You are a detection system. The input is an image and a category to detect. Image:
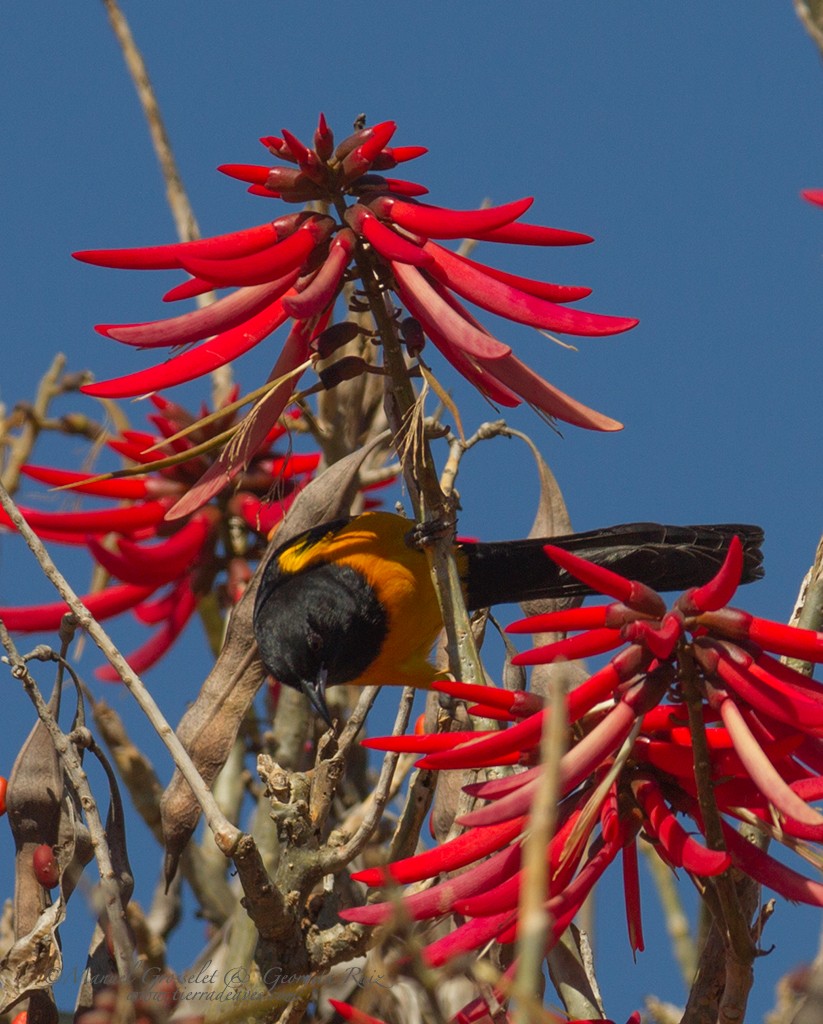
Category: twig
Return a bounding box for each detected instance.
[319,685,415,871]
[1,354,67,493]
[99,0,232,407]
[511,667,568,1023]
[680,643,757,1024]
[795,0,823,58]
[101,0,199,244]
[346,222,485,688]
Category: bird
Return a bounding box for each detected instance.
[252,511,764,725]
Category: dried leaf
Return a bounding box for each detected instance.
[0,900,64,1014]
[420,363,464,441]
[513,433,587,698]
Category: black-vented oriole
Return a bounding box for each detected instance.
[253,511,764,724]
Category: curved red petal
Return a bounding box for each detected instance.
[98,278,294,349]
[81,294,293,399]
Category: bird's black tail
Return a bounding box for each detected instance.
[460,522,764,610]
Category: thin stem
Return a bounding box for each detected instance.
[679,641,756,1023]
[511,668,568,1023]
[345,226,485,687]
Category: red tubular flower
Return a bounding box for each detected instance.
[75,115,637,515]
[1,393,333,678]
[343,538,823,970]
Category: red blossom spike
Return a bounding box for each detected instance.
[669,726,733,750]
[81,293,293,399]
[314,113,334,160]
[699,608,823,662]
[471,221,593,246]
[372,145,428,167]
[214,162,272,185]
[164,319,315,520]
[259,136,296,162]
[421,649,644,771]
[87,516,211,586]
[678,535,744,614]
[458,695,643,828]
[622,839,645,954]
[0,500,172,536]
[506,605,613,634]
[424,239,638,337]
[476,350,623,431]
[717,696,823,826]
[333,127,375,162]
[347,120,396,164]
[754,652,823,707]
[361,730,497,753]
[802,189,823,207]
[352,815,526,887]
[280,129,322,178]
[20,465,150,499]
[345,203,433,267]
[178,218,332,288]
[282,229,354,318]
[370,195,533,240]
[422,909,518,967]
[98,277,294,349]
[393,282,521,406]
[74,220,279,270]
[86,537,187,587]
[467,704,518,723]
[679,798,823,907]
[342,843,522,926]
[391,262,511,360]
[117,515,212,568]
[358,176,430,198]
[0,583,155,631]
[247,185,279,198]
[698,643,823,732]
[512,627,625,667]
[427,242,591,302]
[632,776,730,876]
[431,678,542,714]
[134,586,181,625]
[96,580,198,681]
[433,831,622,963]
[162,276,216,302]
[453,800,588,918]
[622,613,683,661]
[539,544,666,614]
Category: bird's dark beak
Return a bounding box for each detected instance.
[298,668,333,728]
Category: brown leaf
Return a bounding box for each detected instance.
[517,433,587,698]
[0,900,64,1015]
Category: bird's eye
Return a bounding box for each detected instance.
[306,628,323,654]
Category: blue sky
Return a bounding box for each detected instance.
[3,4,823,1019]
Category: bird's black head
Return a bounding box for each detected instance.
[253,560,388,726]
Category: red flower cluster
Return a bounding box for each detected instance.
[346,538,823,966]
[0,394,325,678]
[74,116,637,518]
